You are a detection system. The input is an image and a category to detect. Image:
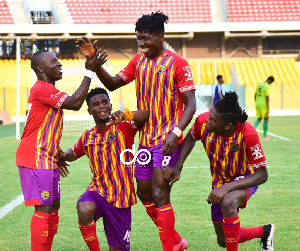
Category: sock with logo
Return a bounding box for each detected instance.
[143,201,181,245]
[31,211,50,251]
[79,221,100,251]
[239,226,264,243]
[45,209,59,250]
[223,214,240,251]
[156,204,175,251]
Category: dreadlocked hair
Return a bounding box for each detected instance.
[86,87,110,107]
[135,11,169,34]
[214,91,248,125]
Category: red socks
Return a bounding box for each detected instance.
[45,210,59,250]
[143,201,181,245]
[79,221,100,251]
[223,215,240,251]
[31,211,50,251]
[156,204,175,251]
[239,226,263,243]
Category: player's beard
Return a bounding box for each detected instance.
[97,116,110,124]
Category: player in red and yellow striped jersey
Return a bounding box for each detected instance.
[59,87,149,251]
[75,11,196,250]
[164,92,275,251]
[16,50,107,251]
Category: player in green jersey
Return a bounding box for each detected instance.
[253,76,274,139]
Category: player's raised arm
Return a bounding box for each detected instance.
[61,50,107,110]
[76,36,127,91]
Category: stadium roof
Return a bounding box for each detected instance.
[1,22,300,40]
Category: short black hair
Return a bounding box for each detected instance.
[135,11,169,34]
[267,76,274,82]
[31,50,49,72]
[216,75,223,80]
[86,87,110,107]
[214,91,248,125]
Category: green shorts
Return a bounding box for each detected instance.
[256,108,269,119]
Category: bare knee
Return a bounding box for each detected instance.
[136,189,153,202]
[77,201,96,225]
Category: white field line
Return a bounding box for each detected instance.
[256,129,291,141]
[0,195,24,220]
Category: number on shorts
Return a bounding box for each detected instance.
[162,156,171,166]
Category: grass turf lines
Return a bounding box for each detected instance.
[0,116,299,250]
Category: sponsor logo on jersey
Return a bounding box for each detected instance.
[250,143,264,160]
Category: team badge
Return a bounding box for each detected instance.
[41,191,50,201]
[230,143,239,152]
[157,65,166,74]
[107,131,117,142]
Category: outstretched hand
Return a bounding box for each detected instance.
[56,148,70,178]
[206,185,229,204]
[76,36,98,59]
[161,133,179,156]
[106,110,125,126]
[162,165,181,185]
[85,49,108,72]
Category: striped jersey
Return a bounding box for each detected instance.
[191,112,267,189]
[72,121,139,208]
[16,80,69,169]
[118,50,196,147]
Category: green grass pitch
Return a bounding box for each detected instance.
[0,116,299,250]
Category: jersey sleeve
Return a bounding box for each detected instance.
[245,133,267,169]
[174,57,196,93]
[191,115,202,140]
[72,136,85,159]
[117,54,139,84]
[265,85,271,96]
[217,84,222,94]
[117,121,139,139]
[38,84,69,109]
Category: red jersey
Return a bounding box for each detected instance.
[16,80,68,169]
[118,50,195,147]
[73,121,139,208]
[191,112,267,189]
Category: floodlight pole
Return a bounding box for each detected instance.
[16,37,21,140]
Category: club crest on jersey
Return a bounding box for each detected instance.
[41,191,50,201]
[157,65,166,74]
[107,131,117,142]
[230,143,239,152]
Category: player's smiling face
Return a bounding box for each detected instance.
[136,31,164,58]
[88,94,112,124]
[40,52,63,82]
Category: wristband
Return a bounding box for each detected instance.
[123,108,134,121]
[172,127,182,137]
[85,69,95,79]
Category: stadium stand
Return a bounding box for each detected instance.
[0,0,14,24]
[65,0,212,24]
[1,57,299,116]
[227,0,300,22]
